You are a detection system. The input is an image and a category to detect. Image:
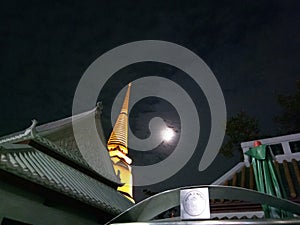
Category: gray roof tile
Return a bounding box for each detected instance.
[0,144,133,215]
[0,106,121,185]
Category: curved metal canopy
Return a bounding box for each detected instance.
[107,185,300,224]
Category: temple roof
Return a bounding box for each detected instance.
[0,104,133,215]
[0,104,120,185]
[0,143,132,215]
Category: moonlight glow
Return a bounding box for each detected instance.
[161,128,175,142]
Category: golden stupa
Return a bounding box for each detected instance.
[107,83,134,202]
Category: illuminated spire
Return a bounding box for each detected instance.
[107,83,134,202]
[107,83,131,154]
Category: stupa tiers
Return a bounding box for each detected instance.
[107,83,134,203]
[0,103,133,224]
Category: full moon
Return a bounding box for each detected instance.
[161,128,175,142]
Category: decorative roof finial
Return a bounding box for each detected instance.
[25,119,38,137]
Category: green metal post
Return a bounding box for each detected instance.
[245,142,293,218]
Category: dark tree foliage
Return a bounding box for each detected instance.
[221,111,260,157]
[274,80,300,134]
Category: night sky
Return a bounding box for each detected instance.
[1,1,300,201]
